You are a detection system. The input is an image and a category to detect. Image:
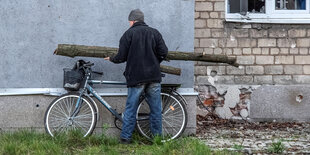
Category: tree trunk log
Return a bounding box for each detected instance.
[54,44,239,75]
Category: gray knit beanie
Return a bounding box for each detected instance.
[128,9,144,22]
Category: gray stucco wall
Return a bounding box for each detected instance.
[0,0,194,88]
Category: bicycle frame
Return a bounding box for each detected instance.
[85,79,126,121]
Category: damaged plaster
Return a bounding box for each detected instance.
[197,69,261,120]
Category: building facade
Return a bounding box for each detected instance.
[195,0,310,121]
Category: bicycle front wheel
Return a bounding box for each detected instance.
[44,93,97,137]
[136,92,188,141]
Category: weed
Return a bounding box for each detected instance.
[233,144,244,150]
[268,140,285,154]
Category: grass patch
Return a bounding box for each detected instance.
[0,130,241,155]
[267,140,285,154]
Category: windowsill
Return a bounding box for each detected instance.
[226,13,310,24]
[226,18,310,24]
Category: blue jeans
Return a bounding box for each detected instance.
[121,83,162,140]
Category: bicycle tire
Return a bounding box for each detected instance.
[136,92,188,141]
[44,93,97,137]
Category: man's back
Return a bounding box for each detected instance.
[111,21,168,87]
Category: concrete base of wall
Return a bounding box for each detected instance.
[250,85,310,122]
[0,95,196,137]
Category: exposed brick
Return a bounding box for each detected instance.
[275,56,294,64]
[249,29,268,38]
[303,65,310,74]
[262,48,269,55]
[203,48,214,54]
[196,76,210,84]
[279,48,289,54]
[246,66,264,75]
[195,12,200,19]
[297,38,310,47]
[195,39,199,47]
[218,39,225,47]
[238,38,253,47]
[220,12,225,18]
[289,48,299,55]
[200,39,218,47]
[277,39,296,48]
[223,48,233,55]
[288,29,307,37]
[299,48,308,54]
[226,66,244,74]
[284,65,303,74]
[256,56,274,64]
[200,12,209,18]
[252,48,261,55]
[211,29,227,37]
[269,29,287,38]
[233,48,242,55]
[231,29,248,38]
[293,75,310,84]
[250,39,257,47]
[254,75,273,84]
[216,76,235,84]
[265,65,283,74]
[270,48,280,55]
[207,19,223,28]
[207,66,226,75]
[214,48,223,54]
[295,56,310,64]
[214,2,225,11]
[258,39,276,47]
[234,76,253,84]
[195,2,213,11]
[242,48,251,55]
[195,29,211,38]
[195,66,208,75]
[273,75,292,84]
[226,38,238,47]
[237,56,255,64]
[209,12,219,18]
[195,19,206,28]
[195,48,204,53]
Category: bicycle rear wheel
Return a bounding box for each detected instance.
[44,93,97,137]
[136,92,187,141]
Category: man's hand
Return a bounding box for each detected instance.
[104,57,110,61]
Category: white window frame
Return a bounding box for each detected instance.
[225,0,310,23]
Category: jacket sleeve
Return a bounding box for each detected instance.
[110,31,131,64]
[155,31,168,63]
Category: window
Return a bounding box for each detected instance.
[226,0,310,23]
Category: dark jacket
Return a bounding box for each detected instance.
[110,22,168,87]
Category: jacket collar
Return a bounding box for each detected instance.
[131,21,148,28]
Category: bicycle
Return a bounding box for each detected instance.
[44,60,188,141]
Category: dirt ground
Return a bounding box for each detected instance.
[196,116,310,154]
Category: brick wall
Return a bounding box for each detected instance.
[194,0,310,86]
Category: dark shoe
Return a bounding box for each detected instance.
[120,138,131,144]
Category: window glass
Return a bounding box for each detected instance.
[228,0,265,13]
[275,0,306,10]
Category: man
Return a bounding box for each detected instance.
[104,9,168,144]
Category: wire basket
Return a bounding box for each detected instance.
[63,68,84,91]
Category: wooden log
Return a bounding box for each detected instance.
[54,44,238,66]
[54,44,181,75]
[160,65,181,76]
[54,44,240,74]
